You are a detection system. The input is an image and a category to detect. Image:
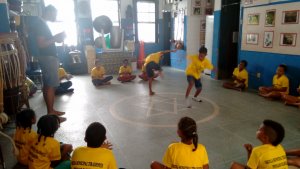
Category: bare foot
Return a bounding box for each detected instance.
[149,91,155,96]
[59,117,67,123]
[51,111,65,116]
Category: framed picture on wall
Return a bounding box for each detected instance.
[246,33,259,45]
[282,10,299,24]
[193,7,201,15]
[265,10,276,27]
[248,14,260,25]
[280,33,297,46]
[245,0,253,5]
[263,31,274,48]
[194,0,201,6]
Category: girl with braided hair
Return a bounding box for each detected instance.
[28,114,73,169]
[151,116,209,169]
[14,109,37,166]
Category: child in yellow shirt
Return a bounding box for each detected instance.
[151,117,209,169]
[259,64,289,99]
[117,59,136,83]
[282,85,300,108]
[138,65,159,81]
[28,115,73,169]
[91,60,113,86]
[223,60,248,91]
[56,67,74,95]
[14,109,37,166]
[185,46,213,108]
[231,119,287,169]
[71,122,118,169]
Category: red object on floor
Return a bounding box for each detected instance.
[138,41,145,69]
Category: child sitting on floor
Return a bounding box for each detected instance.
[56,66,74,95]
[282,84,300,108]
[91,59,113,86]
[71,122,118,169]
[151,116,209,169]
[28,114,73,169]
[14,109,37,166]
[230,119,287,169]
[117,59,136,83]
[223,60,248,91]
[259,64,289,99]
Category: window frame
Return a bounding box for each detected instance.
[134,0,159,43]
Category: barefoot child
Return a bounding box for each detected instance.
[223,60,248,91]
[151,117,209,169]
[91,60,113,86]
[117,59,136,82]
[185,46,213,108]
[282,84,300,108]
[144,50,176,95]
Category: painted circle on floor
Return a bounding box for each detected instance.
[109,92,219,127]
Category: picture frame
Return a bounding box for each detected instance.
[245,0,253,5]
[280,33,297,46]
[194,0,201,7]
[263,31,274,48]
[248,14,260,25]
[265,10,276,27]
[282,10,299,24]
[246,33,259,45]
[193,7,201,15]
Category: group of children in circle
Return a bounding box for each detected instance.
[13,108,300,169]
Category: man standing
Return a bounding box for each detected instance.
[32,5,66,122]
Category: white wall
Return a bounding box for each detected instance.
[214,0,221,11]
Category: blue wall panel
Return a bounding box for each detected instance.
[211,10,221,79]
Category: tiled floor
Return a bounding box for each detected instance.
[1,67,300,169]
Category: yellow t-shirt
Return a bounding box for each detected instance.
[162,142,209,169]
[272,75,289,94]
[91,66,106,79]
[58,68,67,79]
[14,128,37,165]
[186,55,213,79]
[119,66,132,76]
[71,146,118,169]
[144,52,162,66]
[233,68,249,87]
[28,136,61,169]
[247,144,288,169]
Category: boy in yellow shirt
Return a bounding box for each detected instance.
[91,60,113,86]
[117,59,136,82]
[14,109,37,166]
[282,85,300,108]
[223,60,248,91]
[28,115,73,169]
[231,119,287,169]
[56,66,74,95]
[259,64,289,99]
[71,122,118,169]
[151,116,209,169]
[143,50,177,95]
[185,46,213,108]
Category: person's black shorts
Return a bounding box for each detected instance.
[187,75,202,89]
[146,61,161,78]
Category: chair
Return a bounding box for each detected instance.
[26,61,43,90]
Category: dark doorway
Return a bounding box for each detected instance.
[162,12,171,66]
[218,0,240,79]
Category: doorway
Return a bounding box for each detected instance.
[162,12,171,66]
[218,0,240,79]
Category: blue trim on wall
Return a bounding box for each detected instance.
[244,0,300,8]
[211,10,221,79]
[239,1,300,95]
[0,3,10,33]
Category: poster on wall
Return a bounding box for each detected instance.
[265,10,276,27]
[282,10,299,24]
[263,31,274,48]
[246,33,259,45]
[248,14,260,25]
[193,7,201,15]
[280,33,297,46]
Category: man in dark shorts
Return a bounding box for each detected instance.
[143,50,176,95]
[31,5,66,122]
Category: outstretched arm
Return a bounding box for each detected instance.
[286,149,300,156]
